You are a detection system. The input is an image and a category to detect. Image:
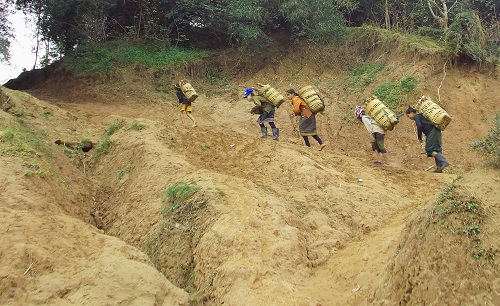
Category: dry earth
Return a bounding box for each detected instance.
[0,42,499,305]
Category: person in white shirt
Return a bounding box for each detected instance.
[355,105,389,165]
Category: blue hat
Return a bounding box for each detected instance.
[243,88,253,98]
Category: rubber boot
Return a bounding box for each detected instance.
[260,126,268,138]
[272,128,279,141]
[434,153,449,173]
[433,156,440,172]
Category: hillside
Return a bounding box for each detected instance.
[1,36,499,305]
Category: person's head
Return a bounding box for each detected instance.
[405,106,417,120]
[243,88,254,99]
[286,89,297,100]
[354,105,365,121]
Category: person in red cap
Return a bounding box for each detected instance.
[243,87,279,140]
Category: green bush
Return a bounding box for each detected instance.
[105,120,124,136]
[418,26,445,40]
[63,41,209,76]
[445,10,499,65]
[374,75,419,109]
[162,181,201,217]
[347,63,386,87]
[469,113,500,167]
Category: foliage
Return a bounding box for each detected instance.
[92,136,112,162]
[431,178,488,259]
[10,0,499,65]
[374,75,418,109]
[418,26,445,40]
[129,121,147,131]
[204,67,229,85]
[63,41,209,76]
[162,181,202,217]
[280,0,346,43]
[446,10,489,63]
[0,0,13,62]
[469,113,500,167]
[0,124,49,158]
[0,118,52,177]
[145,180,209,289]
[115,164,133,180]
[347,62,386,87]
[105,119,124,137]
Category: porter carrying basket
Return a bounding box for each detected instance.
[414,96,452,131]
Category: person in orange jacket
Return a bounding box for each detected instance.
[286,88,326,150]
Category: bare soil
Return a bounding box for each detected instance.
[0,42,499,305]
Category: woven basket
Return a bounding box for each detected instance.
[179,79,198,102]
[297,85,325,114]
[414,96,451,131]
[363,96,399,131]
[255,83,285,108]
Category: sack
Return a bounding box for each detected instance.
[297,85,325,114]
[179,79,198,102]
[254,83,285,108]
[362,96,399,131]
[414,96,451,131]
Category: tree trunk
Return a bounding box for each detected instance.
[427,0,453,29]
[385,0,390,30]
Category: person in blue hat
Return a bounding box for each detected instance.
[243,87,279,140]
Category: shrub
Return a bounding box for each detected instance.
[469,113,500,167]
[375,75,419,109]
[347,63,386,87]
[162,181,201,217]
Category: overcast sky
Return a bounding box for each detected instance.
[0,10,39,84]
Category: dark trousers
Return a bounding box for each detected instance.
[303,135,323,147]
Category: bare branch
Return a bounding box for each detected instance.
[427,1,438,19]
[448,0,459,11]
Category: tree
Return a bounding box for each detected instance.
[280,0,348,43]
[0,0,13,62]
[427,0,459,29]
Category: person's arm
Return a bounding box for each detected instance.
[252,96,263,106]
[292,96,301,115]
[414,115,423,141]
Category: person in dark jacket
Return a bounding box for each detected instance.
[406,106,449,172]
[175,83,197,127]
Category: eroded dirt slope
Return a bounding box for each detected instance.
[1,42,499,305]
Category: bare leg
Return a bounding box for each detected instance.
[186,112,197,127]
[381,153,389,164]
[180,112,185,126]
